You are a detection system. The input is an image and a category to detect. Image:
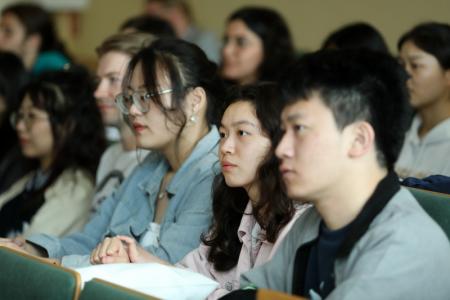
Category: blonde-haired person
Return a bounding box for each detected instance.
[92,32,155,211]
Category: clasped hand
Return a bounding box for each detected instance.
[0,236,29,253]
[90,235,158,265]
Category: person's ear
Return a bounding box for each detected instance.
[347,121,375,158]
[187,86,206,115]
[444,69,450,86]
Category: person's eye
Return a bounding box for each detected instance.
[219,130,227,139]
[238,130,250,137]
[141,93,152,101]
[236,37,248,47]
[1,27,12,37]
[28,112,39,121]
[108,76,121,85]
[222,36,229,45]
[294,124,306,133]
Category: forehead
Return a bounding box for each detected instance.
[20,95,36,109]
[221,101,259,126]
[129,61,170,88]
[1,12,23,27]
[97,51,131,76]
[226,20,256,37]
[400,41,433,59]
[146,2,166,15]
[281,95,334,123]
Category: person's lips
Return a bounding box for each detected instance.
[279,165,296,180]
[132,122,146,133]
[18,136,29,145]
[221,160,237,171]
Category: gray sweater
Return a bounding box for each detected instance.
[240,188,450,300]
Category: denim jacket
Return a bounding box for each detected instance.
[28,127,220,265]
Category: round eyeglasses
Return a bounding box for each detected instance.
[115,88,173,115]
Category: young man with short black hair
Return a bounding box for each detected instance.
[221,50,450,299]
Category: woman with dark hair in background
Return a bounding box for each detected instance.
[396,22,450,178]
[120,14,176,37]
[221,7,296,85]
[0,68,106,238]
[0,2,71,74]
[114,83,307,299]
[321,22,390,54]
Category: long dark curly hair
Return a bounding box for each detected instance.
[202,82,294,271]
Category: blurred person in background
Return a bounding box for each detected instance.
[145,0,220,62]
[396,22,450,178]
[120,14,176,37]
[0,2,71,75]
[321,22,390,54]
[221,7,296,86]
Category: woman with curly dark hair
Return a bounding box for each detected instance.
[0,68,106,238]
[117,82,308,299]
[220,7,296,85]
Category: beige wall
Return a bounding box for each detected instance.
[54,0,450,66]
[55,0,144,67]
[189,0,450,53]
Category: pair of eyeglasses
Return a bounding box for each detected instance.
[10,111,49,128]
[115,88,173,115]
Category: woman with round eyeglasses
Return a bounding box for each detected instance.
[0,68,106,239]
[105,83,308,299]
[2,38,224,268]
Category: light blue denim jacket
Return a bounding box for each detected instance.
[28,127,220,265]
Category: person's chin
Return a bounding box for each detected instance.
[21,148,36,159]
[286,185,308,200]
[223,177,241,188]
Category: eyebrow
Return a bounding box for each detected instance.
[285,112,305,123]
[220,120,259,128]
[97,71,120,78]
[406,54,424,60]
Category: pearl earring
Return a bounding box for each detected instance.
[189,114,197,124]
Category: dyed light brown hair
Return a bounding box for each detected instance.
[95,32,156,58]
